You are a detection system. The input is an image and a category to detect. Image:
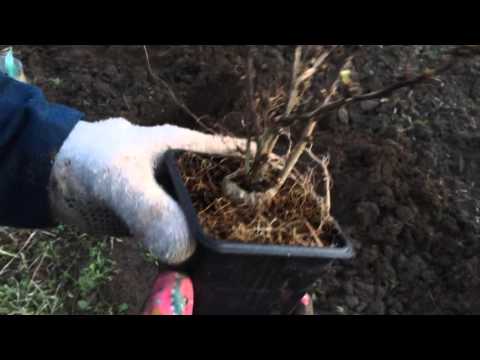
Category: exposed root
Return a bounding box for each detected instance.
[180,153,334,247]
[221,170,276,208]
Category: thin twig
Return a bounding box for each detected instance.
[30,251,47,284]
[142,45,215,134]
[270,57,348,197]
[284,46,303,117]
[305,146,325,166]
[0,248,15,257]
[249,46,335,181]
[0,231,37,277]
[122,94,131,110]
[319,155,332,217]
[247,47,261,136]
[304,220,324,247]
[279,46,479,126]
[297,46,334,85]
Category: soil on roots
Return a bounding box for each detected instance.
[178,153,334,247]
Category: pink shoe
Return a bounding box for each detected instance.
[293,293,314,315]
[143,272,194,315]
[301,294,311,307]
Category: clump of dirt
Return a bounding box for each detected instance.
[100,238,159,315]
[178,153,333,247]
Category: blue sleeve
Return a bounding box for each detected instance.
[0,75,83,228]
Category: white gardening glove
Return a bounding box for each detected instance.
[49,118,251,265]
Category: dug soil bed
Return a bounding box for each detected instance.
[11,45,480,314]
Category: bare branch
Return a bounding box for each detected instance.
[279,45,480,126]
[262,55,351,199]
[305,146,325,166]
[319,155,332,219]
[249,46,336,181]
[220,45,480,241]
[304,220,324,247]
[142,45,215,134]
[247,47,261,136]
[297,46,334,85]
[285,46,303,117]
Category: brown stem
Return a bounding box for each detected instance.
[249,130,281,178]
[270,118,317,198]
[318,155,332,227]
[249,46,334,181]
[142,45,216,135]
[221,153,324,208]
[247,47,261,136]
[285,46,303,116]
[222,45,480,215]
[276,47,476,128]
[229,53,345,205]
[266,66,345,199]
[248,46,303,180]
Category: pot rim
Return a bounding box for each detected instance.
[164,150,355,260]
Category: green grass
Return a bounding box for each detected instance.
[0,277,62,315]
[48,77,62,87]
[0,226,131,315]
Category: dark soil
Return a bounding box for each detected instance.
[13,45,480,314]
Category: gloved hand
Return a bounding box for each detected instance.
[49,118,251,265]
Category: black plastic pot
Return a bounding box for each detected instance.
[160,151,354,315]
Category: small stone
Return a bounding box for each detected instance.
[376,286,387,299]
[363,245,378,262]
[442,215,460,234]
[94,81,114,97]
[382,125,402,141]
[369,114,390,133]
[383,261,397,280]
[355,302,368,313]
[356,202,381,229]
[344,282,354,296]
[421,269,436,284]
[338,106,350,125]
[395,253,408,268]
[395,206,415,224]
[367,300,386,314]
[369,225,385,243]
[394,301,404,313]
[357,282,375,296]
[382,216,404,242]
[361,99,380,112]
[385,297,396,307]
[411,255,427,271]
[384,246,395,260]
[320,112,339,131]
[366,117,384,133]
[345,296,360,309]
[414,124,433,141]
[134,94,147,104]
[349,112,370,127]
[105,64,118,78]
[133,66,148,81]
